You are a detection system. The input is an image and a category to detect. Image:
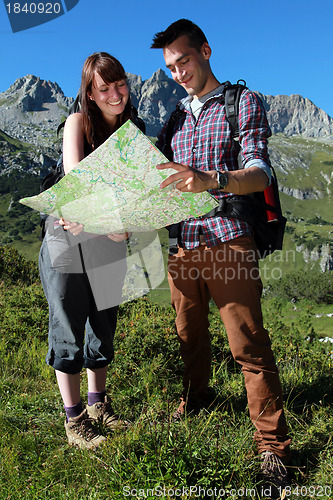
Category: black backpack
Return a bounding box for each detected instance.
[163,80,286,259]
[39,95,146,239]
[39,93,82,195]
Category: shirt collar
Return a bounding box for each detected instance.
[179,83,226,112]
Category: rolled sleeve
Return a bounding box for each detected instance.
[245,158,271,184]
[239,90,272,182]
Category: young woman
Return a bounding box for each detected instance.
[39,52,145,449]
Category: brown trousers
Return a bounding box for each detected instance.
[168,236,291,460]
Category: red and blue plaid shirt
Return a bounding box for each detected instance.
[157,84,272,249]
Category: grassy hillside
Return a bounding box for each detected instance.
[269,135,333,196]
[0,246,332,499]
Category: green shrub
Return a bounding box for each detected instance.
[266,269,333,304]
[0,244,39,284]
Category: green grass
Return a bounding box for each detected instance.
[0,248,333,499]
[310,303,333,337]
[10,238,42,262]
[271,135,333,226]
[0,191,42,261]
[260,299,333,341]
[281,193,333,227]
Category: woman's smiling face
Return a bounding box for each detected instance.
[88,71,129,125]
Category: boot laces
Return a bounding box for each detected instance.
[72,418,98,440]
[261,451,288,479]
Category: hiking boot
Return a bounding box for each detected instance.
[86,395,130,430]
[172,398,187,422]
[172,388,217,422]
[260,451,290,499]
[64,409,106,449]
[171,397,204,421]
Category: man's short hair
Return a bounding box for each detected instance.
[151,19,208,51]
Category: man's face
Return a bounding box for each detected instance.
[163,34,212,98]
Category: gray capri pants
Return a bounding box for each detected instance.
[39,222,127,374]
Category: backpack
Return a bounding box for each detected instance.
[39,93,82,196]
[39,94,81,239]
[164,80,286,259]
[39,95,146,239]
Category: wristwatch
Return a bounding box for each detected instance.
[216,171,228,190]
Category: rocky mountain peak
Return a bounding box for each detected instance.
[138,70,186,135]
[0,75,73,150]
[2,74,71,112]
[257,92,333,138]
[149,68,170,83]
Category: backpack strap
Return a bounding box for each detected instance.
[57,92,82,135]
[161,106,186,255]
[162,106,185,162]
[223,80,247,141]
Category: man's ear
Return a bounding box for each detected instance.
[201,42,212,60]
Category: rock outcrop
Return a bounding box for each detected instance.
[134,69,186,136]
[257,92,333,138]
[296,243,333,272]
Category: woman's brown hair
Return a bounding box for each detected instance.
[80,52,132,149]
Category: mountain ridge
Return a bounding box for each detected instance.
[1,72,332,148]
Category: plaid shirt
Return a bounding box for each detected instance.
[156,84,272,249]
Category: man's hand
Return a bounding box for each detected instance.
[157,162,218,193]
[157,163,270,195]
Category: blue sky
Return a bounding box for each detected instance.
[1,0,333,118]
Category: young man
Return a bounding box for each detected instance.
[152,19,291,489]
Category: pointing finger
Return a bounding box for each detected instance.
[156,162,189,172]
[160,171,189,189]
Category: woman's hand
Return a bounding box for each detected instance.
[59,218,84,236]
[59,219,130,241]
[107,232,130,242]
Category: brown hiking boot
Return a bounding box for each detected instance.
[64,409,106,449]
[172,388,217,422]
[171,396,202,421]
[260,451,290,499]
[172,398,187,422]
[86,395,130,430]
